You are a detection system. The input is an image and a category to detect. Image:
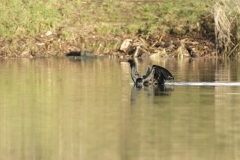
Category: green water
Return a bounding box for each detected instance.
[0,57,240,160]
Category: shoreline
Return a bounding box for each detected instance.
[1,1,222,59]
[0,32,218,59]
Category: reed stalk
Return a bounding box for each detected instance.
[213,0,240,57]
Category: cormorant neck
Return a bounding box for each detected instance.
[130,64,138,81]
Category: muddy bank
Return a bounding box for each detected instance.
[0,31,216,59]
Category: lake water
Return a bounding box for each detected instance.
[0,57,240,160]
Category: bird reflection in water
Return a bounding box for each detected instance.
[130,84,174,105]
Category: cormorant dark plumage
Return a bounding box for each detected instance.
[128,60,174,87]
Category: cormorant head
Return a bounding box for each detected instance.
[127,60,135,68]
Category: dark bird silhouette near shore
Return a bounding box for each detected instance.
[128,60,174,88]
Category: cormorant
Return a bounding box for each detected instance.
[128,60,174,88]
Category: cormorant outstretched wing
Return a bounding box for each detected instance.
[140,65,174,85]
[152,65,174,84]
[142,66,152,79]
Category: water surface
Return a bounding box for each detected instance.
[0,57,240,160]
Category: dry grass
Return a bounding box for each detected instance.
[213,0,240,57]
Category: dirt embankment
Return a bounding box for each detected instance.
[0,15,216,59]
[0,33,216,59]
